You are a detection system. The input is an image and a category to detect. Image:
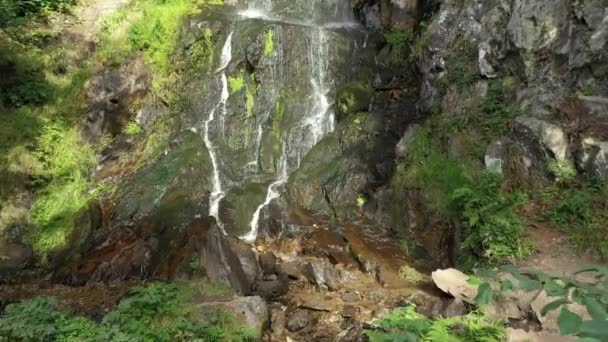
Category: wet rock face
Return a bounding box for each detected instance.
[0,240,33,273]
[353,0,421,31]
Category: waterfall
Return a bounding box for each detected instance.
[202,31,233,232]
[240,4,340,242]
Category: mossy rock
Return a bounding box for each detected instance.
[336,81,373,120]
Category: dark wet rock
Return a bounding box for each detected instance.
[252,276,288,299]
[199,296,269,337]
[259,251,277,275]
[287,309,312,332]
[353,0,420,31]
[0,240,33,273]
[219,181,269,237]
[82,56,150,142]
[304,229,358,269]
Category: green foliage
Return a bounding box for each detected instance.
[0,0,74,27]
[228,73,245,93]
[450,172,533,266]
[382,30,426,65]
[393,127,470,211]
[547,159,577,184]
[0,283,256,341]
[443,38,479,90]
[477,265,608,341]
[540,183,608,257]
[123,120,143,136]
[364,305,506,342]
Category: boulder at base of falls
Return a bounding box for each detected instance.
[198,296,269,338]
[0,240,33,273]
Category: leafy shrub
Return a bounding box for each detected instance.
[450,173,532,266]
[540,184,608,257]
[548,159,577,184]
[364,305,506,342]
[0,283,256,341]
[123,120,143,136]
[473,265,608,341]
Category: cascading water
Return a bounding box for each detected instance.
[194,0,367,241]
[239,1,351,242]
[202,31,233,232]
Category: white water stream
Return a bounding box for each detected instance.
[202,31,233,233]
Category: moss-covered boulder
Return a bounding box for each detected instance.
[336,82,373,121]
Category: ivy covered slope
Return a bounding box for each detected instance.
[0,0,223,265]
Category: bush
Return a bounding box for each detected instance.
[450,172,532,266]
[364,305,506,342]
[0,283,257,341]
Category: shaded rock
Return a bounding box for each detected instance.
[252,277,288,299]
[259,251,277,275]
[485,140,507,174]
[443,298,467,317]
[0,240,32,273]
[507,328,576,342]
[202,226,261,295]
[278,260,303,280]
[342,291,361,303]
[342,305,358,318]
[579,137,608,179]
[82,56,150,142]
[199,296,269,337]
[336,81,373,120]
[287,309,312,332]
[395,124,420,159]
[515,117,568,161]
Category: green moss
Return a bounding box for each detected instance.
[123,120,143,136]
[443,38,479,90]
[336,82,373,120]
[263,28,274,57]
[228,73,245,93]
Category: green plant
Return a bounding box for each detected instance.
[0,283,257,341]
[450,172,533,266]
[263,28,274,57]
[123,120,143,136]
[548,159,577,184]
[473,265,608,341]
[364,305,506,342]
[189,258,200,271]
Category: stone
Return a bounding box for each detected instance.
[259,251,277,275]
[0,240,32,273]
[341,291,361,303]
[515,117,568,161]
[431,268,478,304]
[286,310,312,332]
[443,298,467,317]
[303,259,342,291]
[579,137,608,179]
[270,306,286,337]
[202,226,261,295]
[199,296,269,337]
[530,291,590,334]
[252,277,288,299]
[485,139,507,174]
[395,124,421,158]
[342,305,358,318]
[278,261,303,280]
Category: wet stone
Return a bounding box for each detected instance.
[259,251,277,275]
[277,261,303,280]
[342,291,360,302]
[342,305,358,318]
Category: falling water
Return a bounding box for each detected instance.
[240,3,340,242]
[202,31,233,232]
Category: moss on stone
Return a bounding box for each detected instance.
[336,82,373,120]
[263,28,274,57]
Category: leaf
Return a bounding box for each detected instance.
[579,319,608,338]
[541,298,570,317]
[558,307,582,335]
[500,279,514,292]
[467,276,482,286]
[476,268,498,280]
[475,282,493,306]
[583,297,608,321]
[518,276,543,292]
[545,279,568,297]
